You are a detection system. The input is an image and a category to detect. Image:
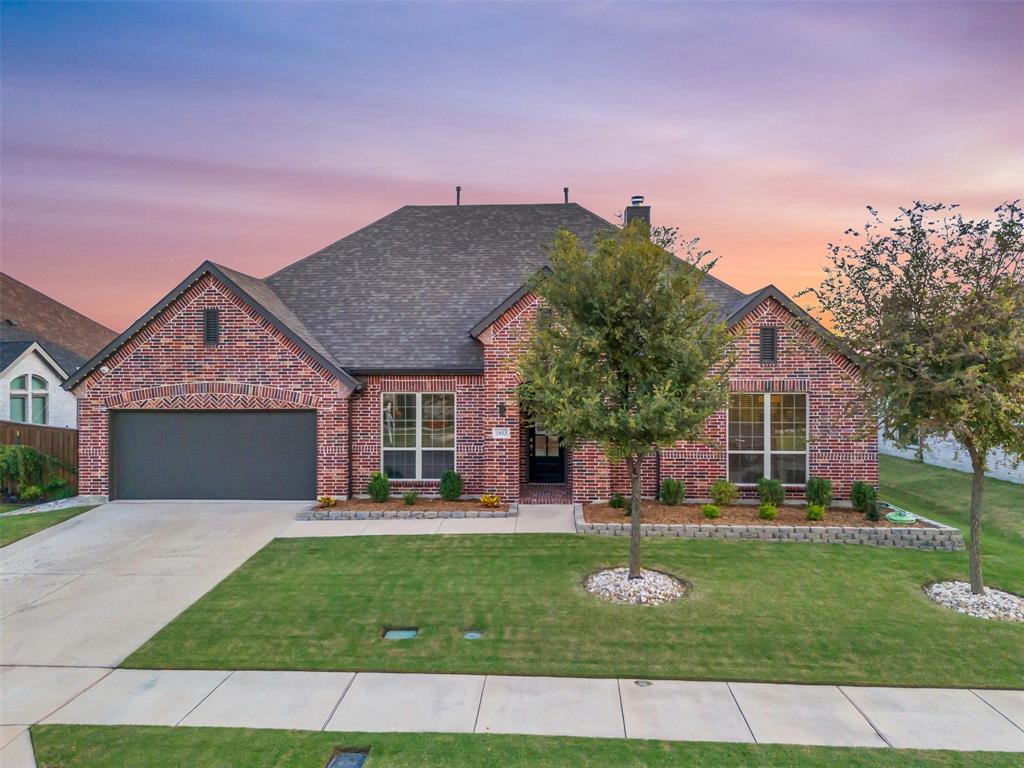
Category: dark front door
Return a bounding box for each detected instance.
[110,410,317,500]
[527,426,565,484]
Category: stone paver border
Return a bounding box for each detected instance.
[298,503,518,521]
[573,504,965,551]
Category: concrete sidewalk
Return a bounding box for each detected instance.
[2,666,1021,764]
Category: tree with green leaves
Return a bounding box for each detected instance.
[519,221,731,579]
[805,201,1023,594]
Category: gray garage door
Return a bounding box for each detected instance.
[110,410,317,500]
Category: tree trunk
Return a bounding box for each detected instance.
[965,442,985,595]
[915,428,924,463]
[627,454,643,580]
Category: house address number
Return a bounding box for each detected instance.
[492,427,511,439]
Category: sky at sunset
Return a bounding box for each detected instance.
[2,1,1021,331]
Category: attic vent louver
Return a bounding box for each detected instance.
[203,309,220,346]
[759,326,777,363]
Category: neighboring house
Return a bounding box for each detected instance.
[1,273,117,429]
[68,198,876,502]
[879,430,1023,485]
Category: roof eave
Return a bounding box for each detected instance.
[469,267,551,339]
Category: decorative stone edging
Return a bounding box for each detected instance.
[572,504,964,551]
[298,503,519,521]
[0,495,108,517]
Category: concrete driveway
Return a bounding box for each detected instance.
[0,501,301,667]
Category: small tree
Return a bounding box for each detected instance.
[806,201,1023,594]
[519,221,731,578]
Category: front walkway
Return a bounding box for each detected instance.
[2,665,1021,764]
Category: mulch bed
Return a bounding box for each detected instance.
[317,498,510,513]
[583,501,921,528]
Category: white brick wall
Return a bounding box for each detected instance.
[0,350,78,428]
[879,431,1023,485]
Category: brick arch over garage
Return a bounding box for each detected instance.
[105,382,323,410]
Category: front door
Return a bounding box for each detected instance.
[527,426,565,484]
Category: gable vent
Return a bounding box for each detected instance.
[759,326,777,363]
[203,309,220,346]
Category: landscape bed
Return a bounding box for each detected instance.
[30,725,1023,768]
[300,498,514,520]
[577,503,964,551]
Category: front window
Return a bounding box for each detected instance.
[728,392,807,484]
[9,374,47,425]
[382,392,455,479]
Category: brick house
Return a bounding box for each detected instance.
[67,198,876,503]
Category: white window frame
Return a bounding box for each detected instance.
[9,374,47,425]
[727,392,809,485]
[381,392,457,480]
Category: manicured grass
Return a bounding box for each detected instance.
[0,503,23,514]
[0,505,95,547]
[30,725,1022,768]
[125,533,1022,687]
[880,454,1023,593]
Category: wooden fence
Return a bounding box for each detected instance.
[0,420,78,493]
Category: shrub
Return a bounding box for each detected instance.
[19,484,43,501]
[851,483,876,514]
[756,477,785,506]
[702,503,721,519]
[609,493,626,509]
[317,495,336,509]
[44,476,71,500]
[367,472,390,502]
[660,478,685,506]
[709,479,738,507]
[865,497,882,522]
[480,493,500,508]
[758,503,777,520]
[806,504,826,521]
[439,470,463,501]
[403,490,420,506]
[0,444,70,497]
[805,477,833,508]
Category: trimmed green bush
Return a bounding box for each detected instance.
[851,481,875,513]
[609,493,626,509]
[702,503,721,519]
[19,484,43,501]
[439,470,463,501]
[708,479,738,506]
[44,477,71,499]
[806,504,826,521]
[756,477,785,506]
[0,444,70,497]
[660,478,685,506]
[403,490,419,506]
[367,472,390,502]
[758,503,778,520]
[805,477,833,508]
[865,496,882,522]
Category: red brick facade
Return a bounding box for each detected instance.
[74,274,352,499]
[75,276,875,503]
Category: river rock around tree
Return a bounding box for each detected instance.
[585,567,687,605]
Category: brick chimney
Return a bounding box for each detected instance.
[624,195,650,227]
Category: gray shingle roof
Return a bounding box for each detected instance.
[0,340,33,372]
[266,203,746,373]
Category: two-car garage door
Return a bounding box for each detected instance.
[110,411,317,500]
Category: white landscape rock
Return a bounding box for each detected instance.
[585,567,686,605]
[924,580,1024,622]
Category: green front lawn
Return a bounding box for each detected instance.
[125,522,1022,688]
[880,454,1023,593]
[0,505,96,547]
[31,725,1021,768]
